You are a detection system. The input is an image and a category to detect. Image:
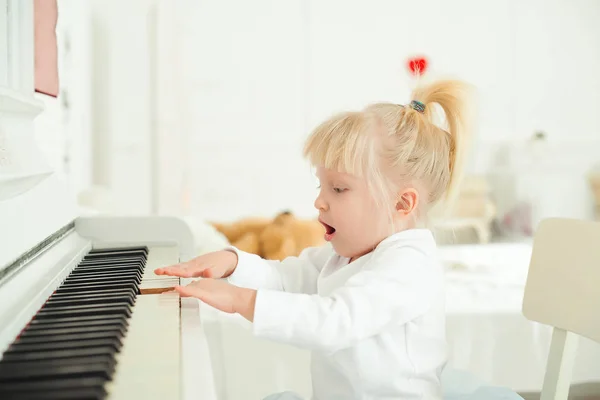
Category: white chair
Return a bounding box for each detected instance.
[522,218,600,400]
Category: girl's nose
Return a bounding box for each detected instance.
[314,192,328,212]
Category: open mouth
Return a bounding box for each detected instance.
[324,223,336,235]
[320,219,336,240]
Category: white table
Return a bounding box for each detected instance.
[441,242,600,392]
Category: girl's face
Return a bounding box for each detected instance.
[314,166,396,261]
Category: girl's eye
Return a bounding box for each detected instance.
[333,187,346,193]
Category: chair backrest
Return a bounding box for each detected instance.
[522,218,600,400]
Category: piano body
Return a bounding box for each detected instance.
[0,2,216,399]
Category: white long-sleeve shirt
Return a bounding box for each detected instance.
[227,228,446,400]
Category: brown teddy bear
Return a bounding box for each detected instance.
[211,211,325,260]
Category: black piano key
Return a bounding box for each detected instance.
[71,261,146,273]
[76,261,144,270]
[15,331,122,345]
[82,256,145,264]
[23,324,127,339]
[47,289,136,302]
[0,386,107,400]
[23,324,127,340]
[0,384,107,400]
[75,260,143,268]
[45,294,135,308]
[69,266,144,277]
[67,275,141,285]
[0,347,115,363]
[82,252,145,260]
[87,246,147,256]
[0,361,114,382]
[58,280,138,290]
[54,281,139,294]
[61,274,140,283]
[84,249,145,256]
[84,256,145,263]
[0,376,106,390]
[49,288,136,300]
[27,314,128,328]
[67,280,139,291]
[73,268,141,276]
[36,301,133,313]
[35,303,132,319]
[20,325,126,338]
[79,258,144,265]
[0,355,115,370]
[80,255,144,262]
[63,275,141,287]
[12,389,106,400]
[6,337,122,354]
[71,266,143,276]
[88,245,147,252]
[80,257,146,265]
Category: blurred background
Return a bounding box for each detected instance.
[37,0,600,244]
[18,1,600,396]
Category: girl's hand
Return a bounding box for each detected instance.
[154,250,238,279]
[174,279,257,322]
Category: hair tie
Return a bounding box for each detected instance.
[409,100,425,113]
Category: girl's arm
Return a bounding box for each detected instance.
[225,244,332,294]
[175,245,442,353]
[248,247,441,353]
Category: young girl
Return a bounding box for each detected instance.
[155,79,517,399]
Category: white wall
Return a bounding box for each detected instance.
[170,0,311,220]
[87,0,155,215]
[34,0,94,198]
[86,0,600,223]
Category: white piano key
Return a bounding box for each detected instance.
[106,245,182,399]
[141,245,182,283]
[105,293,181,400]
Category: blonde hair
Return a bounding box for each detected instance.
[303,78,472,224]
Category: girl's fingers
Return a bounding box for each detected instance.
[174,284,205,298]
[200,265,222,278]
[173,286,190,297]
[154,264,185,275]
[173,280,236,314]
[155,263,205,278]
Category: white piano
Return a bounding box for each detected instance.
[0,2,216,399]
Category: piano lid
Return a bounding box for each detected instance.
[0,1,78,270]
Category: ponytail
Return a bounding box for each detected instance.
[409,79,472,205]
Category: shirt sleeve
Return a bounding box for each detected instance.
[226,245,332,294]
[251,246,442,353]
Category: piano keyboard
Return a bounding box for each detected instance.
[0,245,182,399]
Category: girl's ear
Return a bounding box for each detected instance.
[395,188,419,216]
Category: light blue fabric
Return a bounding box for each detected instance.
[262,368,524,400]
[441,367,524,400]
